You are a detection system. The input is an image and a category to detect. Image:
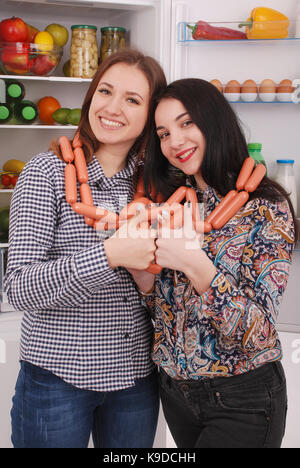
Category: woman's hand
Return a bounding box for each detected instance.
[104,210,157,271]
[155,205,217,295]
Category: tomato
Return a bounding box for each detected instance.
[11,175,19,187]
[0,17,28,42]
[1,174,12,187]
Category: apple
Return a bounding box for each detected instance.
[31,54,57,76]
[1,43,34,72]
[0,17,28,42]
[26,23,39,43]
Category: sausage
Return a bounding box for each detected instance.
[72,202,117,223]
[186,188,202,230]
[236,157,255,191]
[244,164,266,193]
[154,203,183,229]
[169,204,184,230]
[212,191,249,230]
[194,220,212,234]
[119,197,151,220]
[206,190,238,224]
[204,221,212,233]
[80,183,94,226]
[65,164,77,204]
[146,263,162,275]
[165,186,187,205]
[74,147,88,183]
[72,133,83,148]
[59,136,74,163]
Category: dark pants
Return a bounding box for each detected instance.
[159,362,287,448]
[11,361,159,448]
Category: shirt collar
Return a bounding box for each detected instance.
[87,150,139,184]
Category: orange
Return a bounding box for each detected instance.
[37,96,61,124]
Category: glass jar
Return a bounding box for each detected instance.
[100,27,126,62]
[70,25,98,78]
[274,159,298,215]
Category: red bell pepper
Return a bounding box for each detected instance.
[188,21,247,40]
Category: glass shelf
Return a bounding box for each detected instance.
[0,74,92,83]
[0,125,77,129]
[178,21,300,44]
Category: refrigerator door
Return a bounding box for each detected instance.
[0,312,22,448]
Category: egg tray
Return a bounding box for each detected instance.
[210,78,296,103]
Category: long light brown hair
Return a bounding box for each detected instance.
[50,48,167,164]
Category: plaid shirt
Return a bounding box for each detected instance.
[4,150,155,392]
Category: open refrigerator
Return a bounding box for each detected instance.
[0,0,300,448]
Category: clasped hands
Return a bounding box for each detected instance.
[104,203,217,295]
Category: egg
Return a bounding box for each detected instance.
[210,79,223,93]
[259,79,276,93]
[225,80,241,93]
[277,79,294,93]
[241,80,257,93]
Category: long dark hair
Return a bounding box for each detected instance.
[144,78,298,242]
[50,48,167,163]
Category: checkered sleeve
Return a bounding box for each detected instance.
[4,160,119,312]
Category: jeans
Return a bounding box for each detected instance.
[11,361,159,448]
[159,362,287,448]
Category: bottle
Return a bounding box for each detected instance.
[5,79,25,103]
[100,27,126,62]
[70,25,98,78]
[247,143,267,168]
[0,79,6,103]
[0,103,13,124]
[13,100,38,124]
[274,160,298,215]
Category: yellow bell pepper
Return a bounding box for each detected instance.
[239,7,290,39]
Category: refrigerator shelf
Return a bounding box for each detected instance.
[0,125,77,129]
[178,21,300,44]
[0,74,92,83]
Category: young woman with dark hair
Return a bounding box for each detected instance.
[134,78,297,448]
[5,48,167,448]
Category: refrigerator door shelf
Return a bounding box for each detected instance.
[178,21,300,43]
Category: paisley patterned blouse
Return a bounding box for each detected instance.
[143,183,295,380]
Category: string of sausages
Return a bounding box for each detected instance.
[59,135,266,275]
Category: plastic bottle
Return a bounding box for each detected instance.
[274,159,298,215]
[13,100,38,124]
[6,79,25,103]
[248,143,267,172]
[0,103,13,124]
[0,79,6,103]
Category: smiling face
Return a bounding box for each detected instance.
[88,62,150,154]
[155,98,207,189]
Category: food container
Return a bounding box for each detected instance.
[100,27,126,62]
[70,25,98,78]
[224,93,240,102]
[0,42,62,76]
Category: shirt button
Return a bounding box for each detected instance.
[123,333,130,339]
[123,297,129,303]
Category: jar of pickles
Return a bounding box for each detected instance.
[100,27,126,62]
[70,25,98,78]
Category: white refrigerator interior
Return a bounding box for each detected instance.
[1,0,300,448]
